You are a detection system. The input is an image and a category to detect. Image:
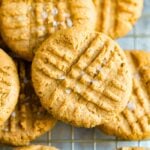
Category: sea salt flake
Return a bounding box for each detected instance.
[38,26,46,32]
[135,73,141,80]
[127,101,136,111]
[64,13,70,17]
[51,7,58,16]
[97,65,102,72]
[66,18,73,27]
[65,88,72,94]
[52,20,58,27]
[11,112,16,117]
[41,11,48,20]
[58,75,66,80]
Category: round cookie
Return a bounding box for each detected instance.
[32,28,132,128]
[100,50,150,140]
[0,49,19,126]
[0,60,56,146]
[14,145,58,150]
[93,0,143,39]
[0,0,96,61]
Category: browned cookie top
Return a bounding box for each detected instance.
[0,60,56,146]
[32,28,132,128]
[0,49,20,126]
[93,0,143,39]
[100,50,150,140]
[14,145,58,150]
[0,0,96,61]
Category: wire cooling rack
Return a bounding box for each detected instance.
[2,0,150,149]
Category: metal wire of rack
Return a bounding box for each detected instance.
[2,0,150,150]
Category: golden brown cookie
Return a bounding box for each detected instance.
[118,147,150,150]
[0,0,96,61]
[14,145,58,150]
[32,28,132,128]
[0,60,56,146]
[100,50,150,140]
[0,49,19,126]
[93,0,143,39]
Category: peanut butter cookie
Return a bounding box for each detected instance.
[14,145,58,150]
[100,50,150,140]
[0,0,96,61]
[0,60,56,146]
[32,28,132,128]
[93,0,143,39]
[0,49,19,126]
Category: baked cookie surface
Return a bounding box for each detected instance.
[0,49,19,126]
[0,0,96,61]
[93,0,143,39]
[32,29,132,128]
[0,60,56,146]
[14,145,58,150]
[100,50,150,140]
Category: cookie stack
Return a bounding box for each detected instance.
[0,0,149,149]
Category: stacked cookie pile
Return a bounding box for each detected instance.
[0,0,149,149]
